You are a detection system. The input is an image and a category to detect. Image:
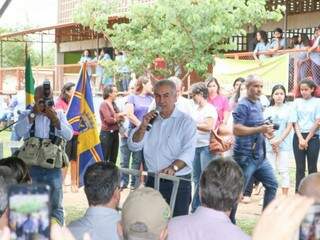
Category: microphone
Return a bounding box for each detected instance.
[146,106,161,131]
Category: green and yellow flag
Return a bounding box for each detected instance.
[25,55,35,107]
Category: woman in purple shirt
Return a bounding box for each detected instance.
[126,76,154,187]
[206,77,230,127]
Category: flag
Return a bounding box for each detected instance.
[25,55,35,108]
[213,54,289,94]
[67,63,103,186]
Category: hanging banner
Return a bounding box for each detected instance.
[213,54,289,94]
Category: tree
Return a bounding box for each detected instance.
[74,0,284,80]
[0,28,55,68]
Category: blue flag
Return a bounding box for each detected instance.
[67,63,103,186]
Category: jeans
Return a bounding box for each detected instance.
[120,73,131,92]
[29,166,64,225]
[146,174,191,217]
[100,130,119,164]
[191,146,218,212]
[293,133,319,192]
[131,150,144,187]
[120,137,133,187]
[230,155,278,224]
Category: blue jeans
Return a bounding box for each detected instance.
[131,150,143,187]
[120,73,131,92]
[191,146,219,212]
[120,137,133,187]
[230,154,278,224]
[29,166,64,225]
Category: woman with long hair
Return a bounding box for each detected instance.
[126,76,154,188]
[253,30,269,60]
[296,33,310,82]
[55,82,78,192]
[264,84,293,195]
[292,79,320,192]
[206,77,230,127]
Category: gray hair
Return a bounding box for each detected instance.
[154,80,176,94]
[245,75,261,88]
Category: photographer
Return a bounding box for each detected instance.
[14,81,73,225]
[230,75,278,223]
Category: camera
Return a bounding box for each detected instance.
[43,80,54,107]
[263,117,280,130]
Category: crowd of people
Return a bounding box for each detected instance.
[0,68,319,239]
[0,25,320,239]
[253,26,320,85]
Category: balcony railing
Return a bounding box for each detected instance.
[224,48,320,93]
[0,48,319,95]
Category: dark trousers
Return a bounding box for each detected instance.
[243,176,260,197]
[146,174,191,217]
[100,130,119,164]
[293,133,319,192]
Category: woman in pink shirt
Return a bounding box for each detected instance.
[55,82,78,192]
[206,77,230,127]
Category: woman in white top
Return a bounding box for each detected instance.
[189,82,218,212]
[292,79,320,192]
[264,85,293,195]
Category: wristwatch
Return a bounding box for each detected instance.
[29,112,36,119]
[172,164,179,173]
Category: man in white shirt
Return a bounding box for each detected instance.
[128,80,197,217]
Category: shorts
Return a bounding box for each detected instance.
[65,135,78,161]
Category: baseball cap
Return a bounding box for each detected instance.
[122,187,171,240]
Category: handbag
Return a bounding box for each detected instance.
[209,128,233,153]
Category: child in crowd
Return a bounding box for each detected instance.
[264,84,293,195]
[292,79,320,192]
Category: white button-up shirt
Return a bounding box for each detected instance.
[15,110,73,141]
[128,107,197,176]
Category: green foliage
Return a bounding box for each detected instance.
[74,0,284,79]
[0,28,55,67]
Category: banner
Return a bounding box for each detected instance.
[213,54,289,94]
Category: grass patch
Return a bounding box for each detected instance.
[65,205,87,225]
[237,218,257,235]
[0,130,11,158]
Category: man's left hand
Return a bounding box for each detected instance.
[44,107,60,128]
[161,166,175,176]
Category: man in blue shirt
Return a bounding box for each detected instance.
[230,75,278,223]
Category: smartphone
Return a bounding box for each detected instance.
[300,204,320,240]
[8,184,51,240]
